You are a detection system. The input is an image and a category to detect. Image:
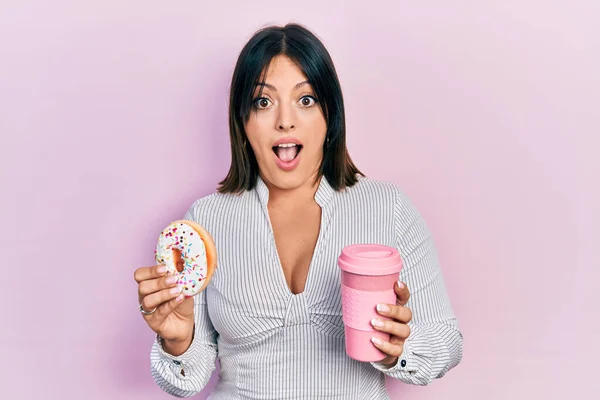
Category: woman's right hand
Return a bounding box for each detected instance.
[134,264,195,355]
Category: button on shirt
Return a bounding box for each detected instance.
[150,175,463,399]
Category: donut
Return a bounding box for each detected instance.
[154,220,217,297]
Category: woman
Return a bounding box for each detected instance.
[134,23,463,399]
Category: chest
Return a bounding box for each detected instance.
[203,194,398,344]
[268,203,321,295]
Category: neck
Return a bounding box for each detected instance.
[262,171,321,209]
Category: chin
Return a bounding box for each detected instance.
[261,167,316,191]
[256,144,323,191]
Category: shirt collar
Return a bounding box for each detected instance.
[255,174,335,208]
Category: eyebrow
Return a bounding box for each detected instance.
[255,80,310,91]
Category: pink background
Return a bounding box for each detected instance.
[1,1,598,399]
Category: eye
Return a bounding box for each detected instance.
[253,97,272,109]
[299,95,317,107]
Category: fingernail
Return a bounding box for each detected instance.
[176,293,184,302]
[377,304,390,313]
[397,281,405,289]
[170,286,182,295]
[371,318,384,328]
[371,337,383,346]
[166,275,178,285]
[157,265,167,274]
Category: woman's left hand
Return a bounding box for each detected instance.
[370,281,412,367]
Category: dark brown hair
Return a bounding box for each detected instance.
[217,23,364,194]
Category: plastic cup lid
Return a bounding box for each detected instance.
[338,243,403,276]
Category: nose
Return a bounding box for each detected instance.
[278,122,295,131]
[276,103,295,132]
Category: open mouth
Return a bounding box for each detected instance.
[272,143,303,162]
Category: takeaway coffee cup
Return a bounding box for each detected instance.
[338,244,403,362]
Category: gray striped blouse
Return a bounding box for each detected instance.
[150,175,463,399]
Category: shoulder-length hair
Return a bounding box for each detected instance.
[217,23,364,194]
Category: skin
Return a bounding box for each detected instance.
[133,55,413,367]
[245,54,327,198]
[246,55,326,296]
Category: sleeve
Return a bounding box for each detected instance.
[370,185,463,386]
[149,203,219,397]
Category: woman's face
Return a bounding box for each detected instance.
[245,55,327,192]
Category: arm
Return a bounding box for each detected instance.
[149,203,218,397]
[150,288,218,397]
[370,185,463,385]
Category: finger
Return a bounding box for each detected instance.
[140,285,183,314]
[376,303,412,324]
[389,333,408,346]
[134,264,168,283]
[155,291,191,320]
[394,281,410,306]
[371,336,405,358]
[371,318,411,340]
[138,274,180,300]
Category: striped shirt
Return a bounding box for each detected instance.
[150,175,463,399]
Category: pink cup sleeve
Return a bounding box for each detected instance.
[341,284,397,331]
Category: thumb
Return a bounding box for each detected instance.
[395,281,410,306]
